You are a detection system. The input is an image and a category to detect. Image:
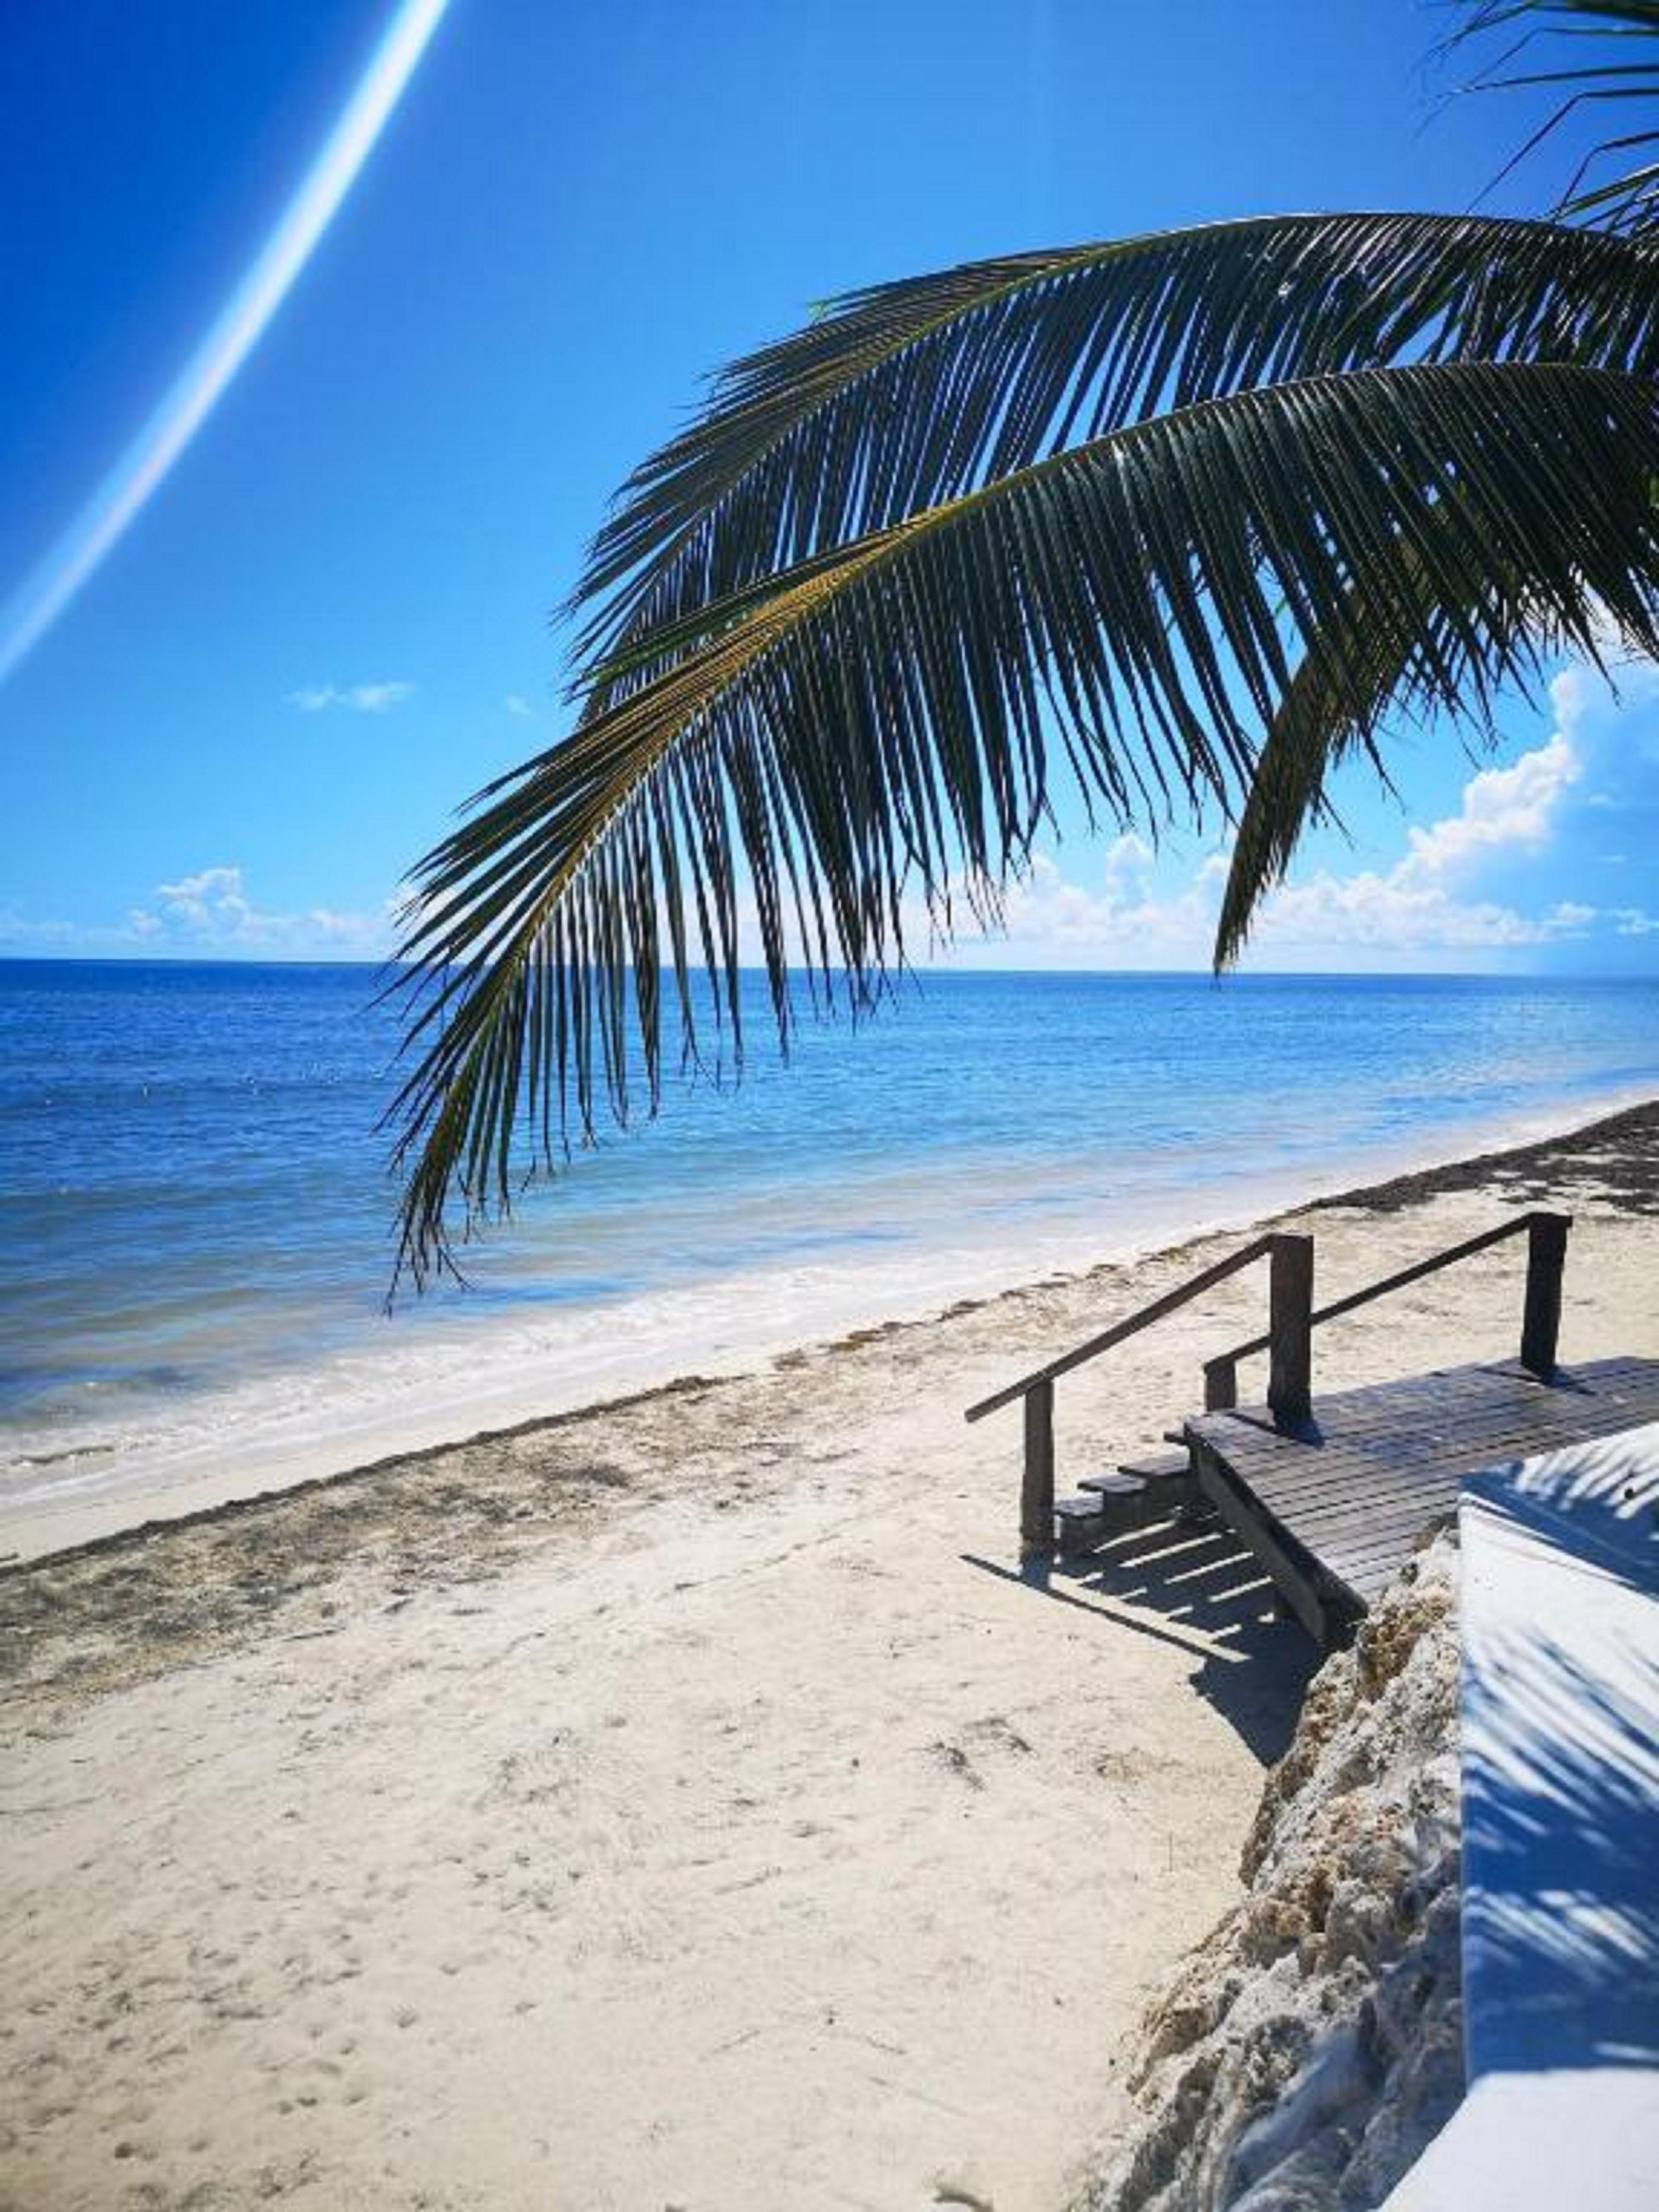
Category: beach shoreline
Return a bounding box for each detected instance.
[7,1087,1657,1566]
[3,1103,1656,2211]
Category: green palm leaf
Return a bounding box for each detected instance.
[1447,4,1659,233]
[570,212,1659,697]
[1205,3,1659,964]
[1210,518,1545,968]
[1211,626,1401,975]
[390,360,1659,1286]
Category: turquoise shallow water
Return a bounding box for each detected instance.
[2,960,1657,1513]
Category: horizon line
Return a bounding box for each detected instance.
[0,950,1650,986]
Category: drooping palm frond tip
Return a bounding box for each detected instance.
[1213,490,1565,966]
[390,360,1659,1286]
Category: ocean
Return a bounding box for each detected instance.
[3,959,1657,1532]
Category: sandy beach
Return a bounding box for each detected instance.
[2,1104,1656,2212]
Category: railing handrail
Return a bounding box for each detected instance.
[964,1232,1276,1424]
[1209,1208,1568,1373]
[976,1206,1570,1566]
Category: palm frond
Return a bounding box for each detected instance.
[569,211,1659,698]
[1445,2,1659,231]
[1211,513,1544,968]
[390,361,1659,1287]
[1211,635,1400,975]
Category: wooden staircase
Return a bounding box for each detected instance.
[1054,1445,1205,1555]
[966,1210,1575,1586]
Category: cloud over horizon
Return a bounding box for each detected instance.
[7,661,1658,973]
[0,865,395,961]
[289,679,415,714]
[949,656,1658,971]
[135,865,393,955]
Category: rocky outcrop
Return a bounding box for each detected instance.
[1080,1535,1464,2212]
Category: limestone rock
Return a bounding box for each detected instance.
[1078,1535,1463,2212]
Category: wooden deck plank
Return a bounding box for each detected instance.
[1269,1497,1456,1541]
[1218,1378,1654,1456]
[1186,1357,1659,1647]
[1212,1454,1464,1506]
[1187,1435,1334,1645]
[1194,1361,1659,1474]
[1214,1426,1597,1509]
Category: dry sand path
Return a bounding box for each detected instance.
[3,1107,1655,2212]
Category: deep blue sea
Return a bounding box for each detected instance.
[3,960,1657,1531]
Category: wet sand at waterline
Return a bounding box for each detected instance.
[3,1106,1656,2212]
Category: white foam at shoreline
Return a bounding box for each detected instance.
[2,1081,1651,1559]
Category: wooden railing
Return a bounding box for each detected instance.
[965,1232,1315,1563]
[965,1208,1571,1566]
[1202,1208,1571,1410]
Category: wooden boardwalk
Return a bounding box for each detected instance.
[1186,1355,1659,1649]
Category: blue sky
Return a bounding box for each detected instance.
[2,0,1656,974]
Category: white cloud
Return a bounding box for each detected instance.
[1396,733,1577,881]
[289,678,415,713]
[0,908,89,949]
[1249,718,1597,956]
[1,868,391,958]
[1103,830,1153,877]
[133,865,392,953]
[1545,901,1597,934]
[151,864,258,933]
[504,693,535,719]
[1615,907,1659,937]
[1235,868,1562,953]
[1549,653,1659,735]
[983,849,1220,964]
[960,716,1606,968]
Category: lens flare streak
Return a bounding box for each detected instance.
[0,0,450,689]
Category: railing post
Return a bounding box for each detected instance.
[1204,1356,1238,1411]
[1520,1211,1571,1378]
[1021,1378,1056,1567]
[1268,1233,1315,1429]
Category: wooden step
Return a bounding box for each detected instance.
[1088,1448,1203,1521]
[1059,1474,1186,1554]
[1061,1439,1207,1554]
[1056,1493,1112,1557]
[1060,1480,1181,1552]
[1116,1447,1193,1483]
